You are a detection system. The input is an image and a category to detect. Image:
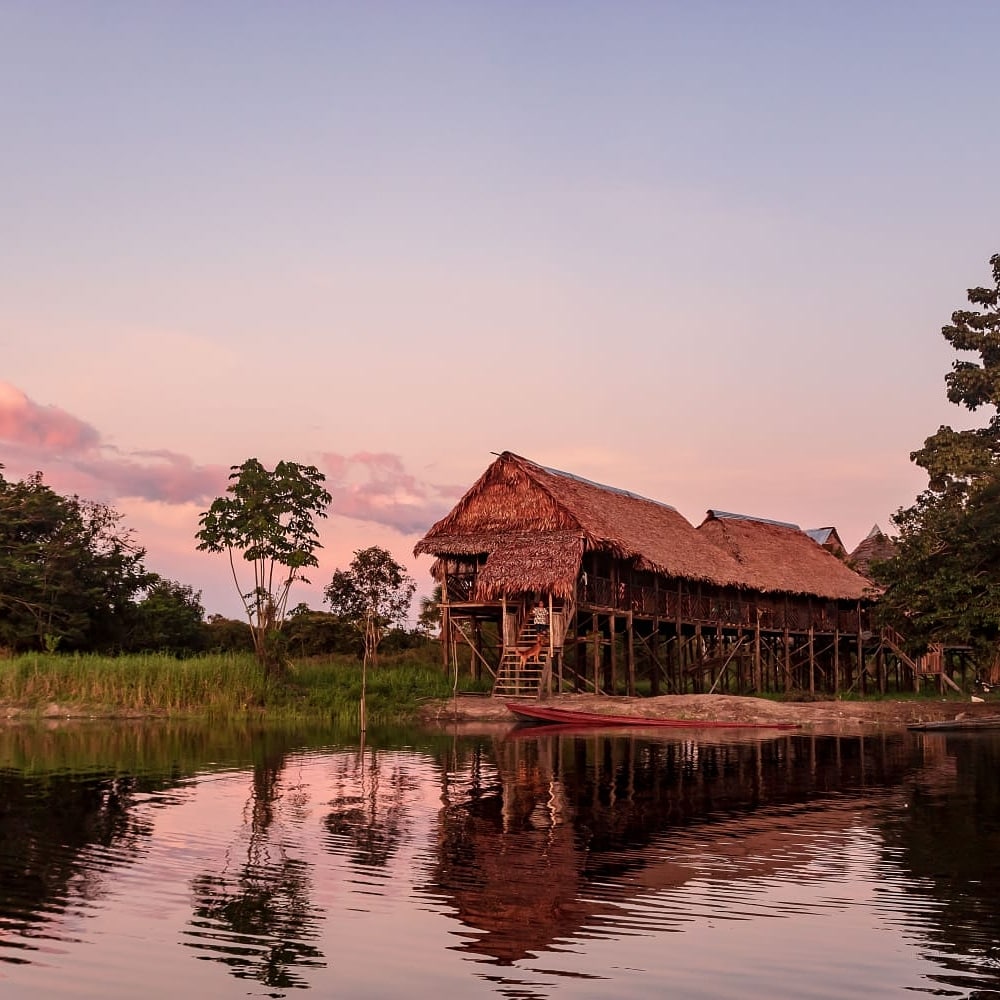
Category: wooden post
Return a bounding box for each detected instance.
[808,625,815,695]
[754,613,762,693]
[783,627,791,693]
[609,613,617,694]
[857,605,865,695]
[627,610,635,696]
[591,613,600,693]
[650,618,661,696]
[441,604,451,673]
[694,623,703,693]
[833,626,840,695]
[547,593,554,697]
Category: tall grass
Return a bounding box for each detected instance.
[0,650,490,725]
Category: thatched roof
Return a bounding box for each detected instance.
[849,524,897,581]
[414,453,873,602]
[414,452,746,597]
[697,511,873,600]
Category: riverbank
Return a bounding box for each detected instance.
[418,691,1000,735]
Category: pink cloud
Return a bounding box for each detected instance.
[0,385,458,536]
[0,382,100,453]
[70,450,230,505]
[318,451,461,534]
[0,383,227,505]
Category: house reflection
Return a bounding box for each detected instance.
[427,731,919,965]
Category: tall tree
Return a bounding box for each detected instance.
[196,459,331,677]
[0,469,149,652]
[876,253,1000,678]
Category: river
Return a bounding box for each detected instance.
[1,720,998,998]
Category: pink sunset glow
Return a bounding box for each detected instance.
[3,5,995,618]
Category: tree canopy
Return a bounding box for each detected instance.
[323,546,416,668]
[196,458,331,676]
[0,468,150,652]
[875,253,1000,676]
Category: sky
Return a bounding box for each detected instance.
[2,2,999,620]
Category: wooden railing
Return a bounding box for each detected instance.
[581,575,866,633]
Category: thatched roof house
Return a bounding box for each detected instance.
[696,511,872,601]
[415,453,873,603]
[414,451,745,599]
[849,524,897,581]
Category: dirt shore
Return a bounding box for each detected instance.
[419,691,1000,735]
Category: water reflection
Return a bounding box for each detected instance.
[185,742,326,991]
[323,746,415,871]
[1,721,1000,998]
[0,766,171,962]
[427,731,918,966]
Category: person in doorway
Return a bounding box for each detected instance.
[532,598,549,639]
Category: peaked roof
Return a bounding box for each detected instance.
[849,524,897,580]
[696,512,872,600]
[415,452,746,595]
[415,452,873,601]
[805,526,847,557]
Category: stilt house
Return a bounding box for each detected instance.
[414,452,879,699]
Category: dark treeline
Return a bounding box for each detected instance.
[0,466,432,659]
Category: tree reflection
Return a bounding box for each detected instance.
[186,743,325,991]
[880,733,1000,990]
[322,746,414,870]
[0,770,157,954]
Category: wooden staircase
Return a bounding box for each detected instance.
[880,627,960,692]
[492,624,551,699]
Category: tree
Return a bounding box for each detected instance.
[0,469,150,652]
[416,583,442,637]
[196,459,332,677]
[909,252,1000,497]
[323,547,416,669]
[875,253,1000,678]
[129,576,206,655]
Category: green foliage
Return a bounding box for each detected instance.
[877,253,1000,675]
[130,576,206,655]
[196,458,332,678]
[417,584,442,636]
[324,546,416,667]
[0,650,486,724]
[910,253,1000,496]
[0,469,150,652]
[202,614,256,653]
[283,608,360,658]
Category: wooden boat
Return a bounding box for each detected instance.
[506,702,801,730]
[907,715,1000,732]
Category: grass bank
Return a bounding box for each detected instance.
[0,650,491,726]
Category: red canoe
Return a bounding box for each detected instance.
[505,702,801,731]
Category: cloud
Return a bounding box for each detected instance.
[318,451,461,534]
[0,384,459,535]
[0,382,101,453]
[0,382,228,504]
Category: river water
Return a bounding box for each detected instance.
[0,719,998,998]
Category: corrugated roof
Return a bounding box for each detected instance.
[708,510,801,530]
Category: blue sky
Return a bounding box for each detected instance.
[2,2,998,617]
